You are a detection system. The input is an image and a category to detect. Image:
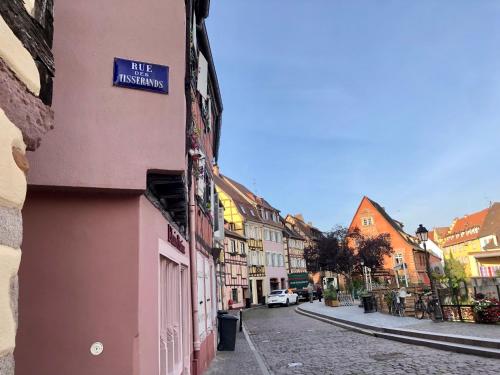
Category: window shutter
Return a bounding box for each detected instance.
[205,260,212,330]
[192,12,197,52]
[197,253,206,337]
[197,52,208,99]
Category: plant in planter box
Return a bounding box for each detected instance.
[324,286,339,307]
[472,297,500,324]
[384,291,393,314]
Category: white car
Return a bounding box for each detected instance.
[267,289,299,307]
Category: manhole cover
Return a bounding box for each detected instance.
[288,362,303,368]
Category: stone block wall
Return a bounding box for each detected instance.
[0,1,54,373]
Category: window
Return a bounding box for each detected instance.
[362,217,374,226]
[240,205,246,214]
[264,229,270,241]
[270,231,276,242]
[250,209,255,216]
[232,288,238,303]
[229,240,236,253]
[240,242,246,255]
[266,252,271,266]
[270,290,285,295]
[395,253,403,264]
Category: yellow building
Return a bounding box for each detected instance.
[441,208,489,277]
[214,171,267,305]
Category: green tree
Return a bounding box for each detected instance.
[441,255,467,304]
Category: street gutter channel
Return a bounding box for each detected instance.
[242,322,273,375]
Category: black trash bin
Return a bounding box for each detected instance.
[362,295,376,313]
[217,314,238,351]
[245,298,251,308]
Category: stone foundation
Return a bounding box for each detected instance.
[0,1,54,372]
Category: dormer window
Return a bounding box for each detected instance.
[240,205,246,214]
[250,209,255,216]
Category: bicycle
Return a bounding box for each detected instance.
[414,292,438,321]
[389,290,405,317]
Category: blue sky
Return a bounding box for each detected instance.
[207,1,500,232]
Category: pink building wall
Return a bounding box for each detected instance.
[17,192,191,375]
[138,196,190,375]
[28,0,187,190]
[264,239,288,284]
[16,190,140,375]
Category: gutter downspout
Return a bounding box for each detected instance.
[185,0,201,366]
[189,172,201,352]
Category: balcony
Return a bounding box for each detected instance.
[248,239,263,250]
[249,265,265,277]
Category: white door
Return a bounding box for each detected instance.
[160,256,184,375]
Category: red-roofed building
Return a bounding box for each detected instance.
[457,202,500,277]
[348,196,439,285]
[442,207,491,277]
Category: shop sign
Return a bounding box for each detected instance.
[168,224,185,253]
[113,57,169,94]
[288,272,309,289]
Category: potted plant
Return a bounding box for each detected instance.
[324,287,339,307]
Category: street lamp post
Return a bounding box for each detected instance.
[416,224,443,321]
[360,260,367,291]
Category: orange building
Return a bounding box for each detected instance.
[349,196,439,285]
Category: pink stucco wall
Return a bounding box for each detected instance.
[16,190,140,375]
[264,239,288,282]
[138,196,190,375]
[28,0,187,190]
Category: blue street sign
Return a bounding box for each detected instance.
[113,57,169,94]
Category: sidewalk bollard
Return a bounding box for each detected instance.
[239,309,243,332]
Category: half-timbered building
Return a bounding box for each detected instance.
[221,228,249,310]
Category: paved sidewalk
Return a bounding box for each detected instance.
[299,301,500,339]
[205,309,269,375]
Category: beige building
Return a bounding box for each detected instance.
[0,2,54,373]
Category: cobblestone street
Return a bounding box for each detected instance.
[242,304,500,375]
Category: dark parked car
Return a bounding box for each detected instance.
[294,288,317,301]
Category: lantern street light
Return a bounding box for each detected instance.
[360,260,367,291]
[416,224,443,321]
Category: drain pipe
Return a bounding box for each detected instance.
[189,172,201,353]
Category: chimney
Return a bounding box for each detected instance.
[213,164,219,176]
